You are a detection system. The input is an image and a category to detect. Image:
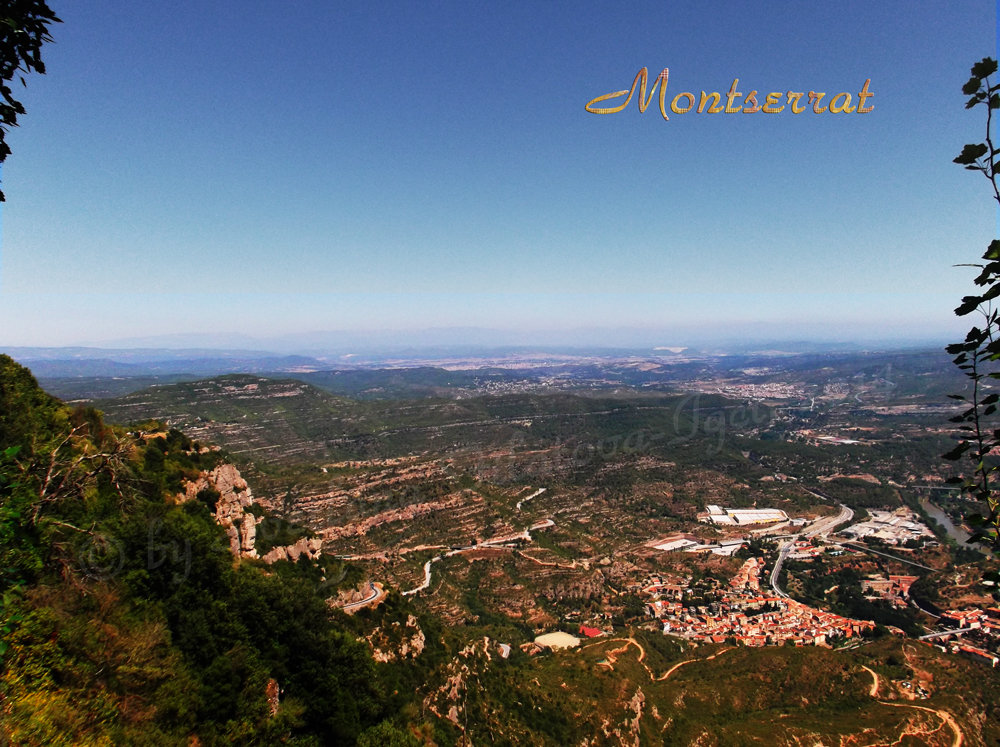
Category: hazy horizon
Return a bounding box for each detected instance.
[1,322,959,360]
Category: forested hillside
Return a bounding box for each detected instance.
[0,354,412,745]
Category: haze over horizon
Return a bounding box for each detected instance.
[0,2,996,347]
[2,323,957,361]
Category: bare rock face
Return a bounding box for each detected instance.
[399,615,426,659]
[178,463,324,564]
[176,463,258,558]
[367,614,426,663]
[627,688,645,746]
[209,464,258,558]
[261,536,323,564]
[238,512,258,556]
[210,464,253,505]
[175,473,210,503]
[265,678,280,717]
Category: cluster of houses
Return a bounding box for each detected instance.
[937,607,999,630]
[641,558,875,647]
[928,606,1000,667]
[786,540,827,560]
[952,644,999,668]
[637,562,1000,667]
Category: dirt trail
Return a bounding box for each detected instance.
[515,550,580,569]
[861,665,879,697]
[879,701,963,747]
[656,647,735,681]
[860,662,963,747]
[582,637,653,679]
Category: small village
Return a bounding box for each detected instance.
[640,557,875,647]
[598,502,1000,668]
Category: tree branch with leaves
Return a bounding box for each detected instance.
[0,1,61,201]
[944,57,1000,549]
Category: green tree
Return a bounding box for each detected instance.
[946,57,1000,551]
[357,720,421,747]
[0,1,61,200]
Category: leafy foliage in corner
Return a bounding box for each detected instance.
[0,1,61,200]
[945,57,1000,551]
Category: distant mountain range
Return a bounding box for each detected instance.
[5,333,947,373]
[12,323,953,359]
[2,350,330,378]
[7,342,961,403]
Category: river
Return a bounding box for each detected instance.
[918,496,987,554]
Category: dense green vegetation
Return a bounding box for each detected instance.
[0,355,401,744]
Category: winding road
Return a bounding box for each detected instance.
[401,508,556,596]
[516,487,547,511]
[804,502,854,538]
[338,581,385,612]
[770,501,854,597]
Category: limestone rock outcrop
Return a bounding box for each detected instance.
[366,614,426,663]
[177,463,322,563]
[261,536,323,564]
[176,463,258,558]
[210,464,258,558]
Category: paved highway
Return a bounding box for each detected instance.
[339,581,385,611]
[769,541,792,598]
[770,501,853,597]
[840,541,934,571]
[804,503,854,538]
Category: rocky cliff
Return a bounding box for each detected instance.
[177,463,321,563]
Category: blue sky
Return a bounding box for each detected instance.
[0,1,997,348]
